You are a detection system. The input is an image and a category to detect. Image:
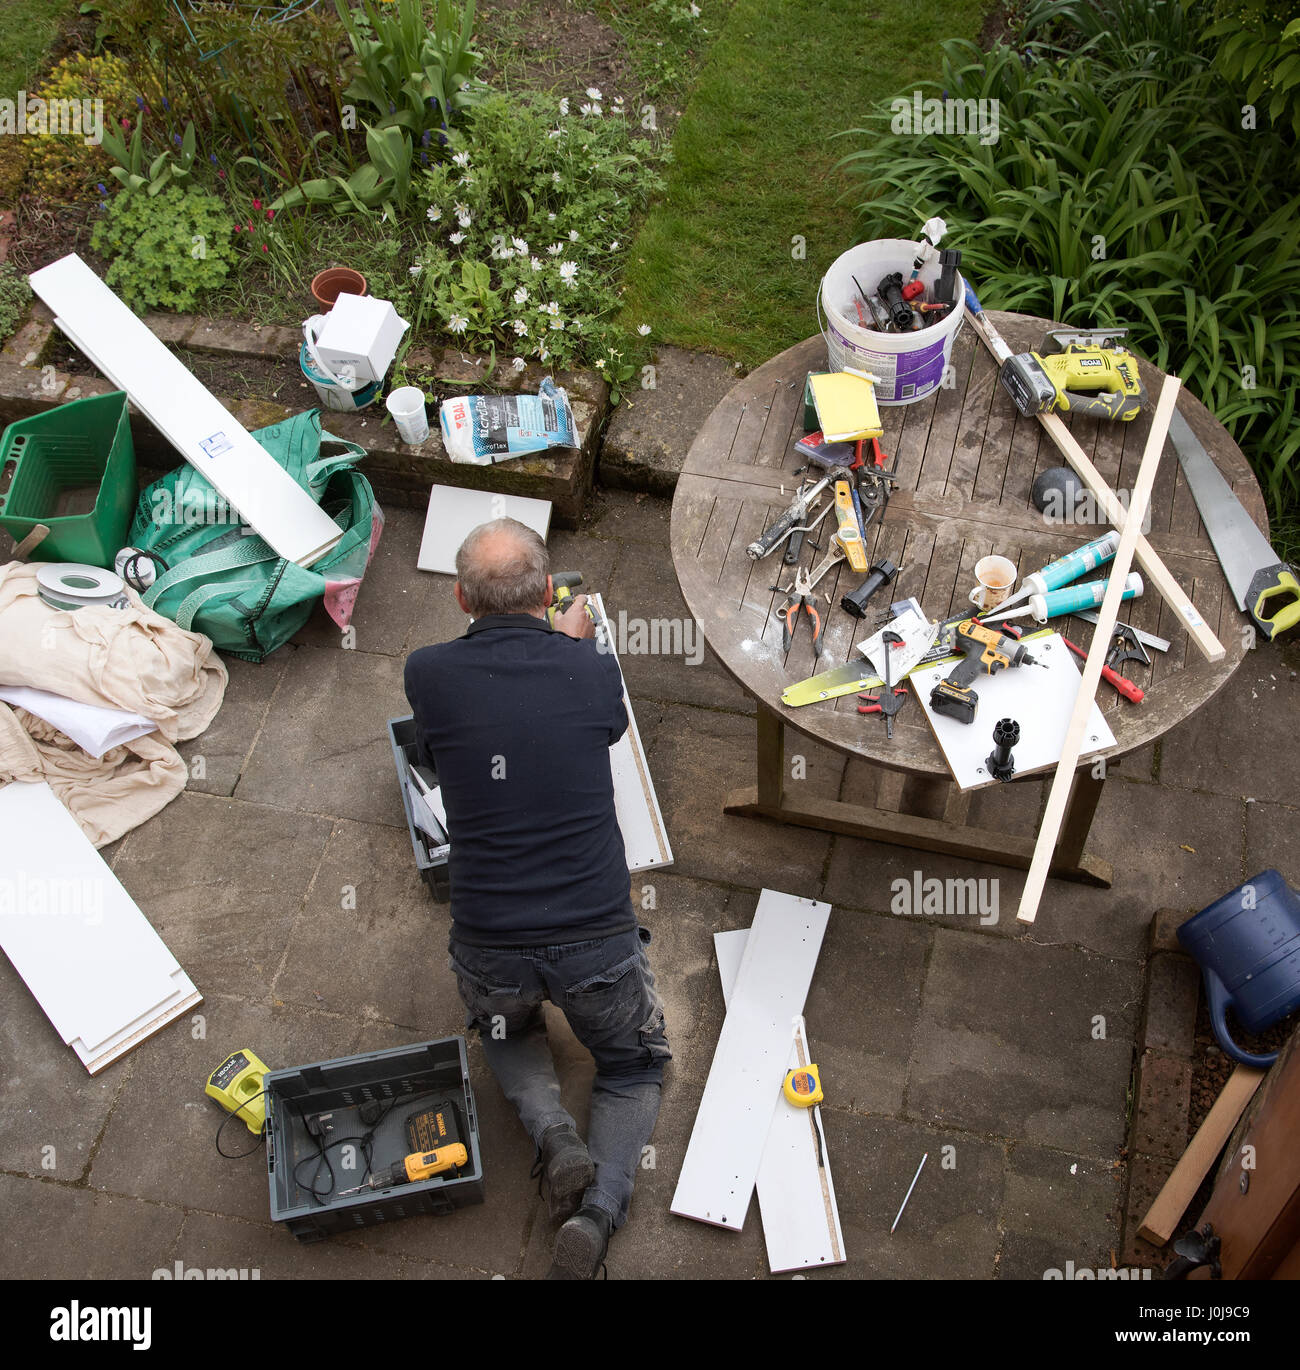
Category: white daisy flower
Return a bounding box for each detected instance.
[459,174,474,188]
[537,345,550,362]
[548,242,563,256]
[457,212,472,228]
[552,171,563,184]
[580,102,602,117]
[569,229,579,242]
[610,240,620,250]
[426,204,441,221]
[638,324,651,336]
[558,261,578,285]
[530,257,543,272]
[690,2,700,14]
[550,317,565,330]
[512,237,528,255]
[512,357,526,373]
[547,128,564,139]
[513,286,529,304]
[558,97,569,115]
[543,300,560,316]
[448,314,468,334]
[452,151,471,168]
[586,87,602,100]
[512,319,529,336]
[409,263,422,276]
[449,230,466,244]
[453,202,468,218]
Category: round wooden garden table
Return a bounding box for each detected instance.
[669,313,1265,885]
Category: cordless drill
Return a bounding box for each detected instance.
[547,571,593,626]
[929,619,1044,725]
[337,1143,468,1196]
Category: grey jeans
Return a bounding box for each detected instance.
[448,924,670,1228]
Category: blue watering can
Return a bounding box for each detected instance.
[1177,869,1300,1068]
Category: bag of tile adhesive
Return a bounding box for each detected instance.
[126,410,382,662]
[439,377,577,465]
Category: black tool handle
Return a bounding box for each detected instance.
[841,559,898,618]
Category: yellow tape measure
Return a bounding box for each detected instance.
[783,1064,823,1107]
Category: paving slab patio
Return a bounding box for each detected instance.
[1,482,1295,1282]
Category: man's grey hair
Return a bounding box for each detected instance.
[455,518,551,616]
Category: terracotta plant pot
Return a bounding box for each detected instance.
[310,268,368,310]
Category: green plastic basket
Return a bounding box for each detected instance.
[0,391,137,566]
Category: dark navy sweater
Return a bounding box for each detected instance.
[403,613,635,946]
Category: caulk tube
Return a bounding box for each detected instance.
[996,529,1122,612]
[1025,572,1143,623]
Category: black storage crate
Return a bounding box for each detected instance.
[388,714,450,900]
[265,1037,483,1242]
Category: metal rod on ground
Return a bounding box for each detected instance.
[891,1152,928,1234]
[1016,373,1181,925]
[961,291,1224,665]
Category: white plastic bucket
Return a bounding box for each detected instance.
[299,316,380,412]
[817,239,966,405]
[385,386,430,445]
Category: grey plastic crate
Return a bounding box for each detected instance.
[265,1037,483,1242]
[388,714,450,901]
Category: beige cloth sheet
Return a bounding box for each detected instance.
[0,561,228,846]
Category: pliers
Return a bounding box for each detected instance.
[777,566,824,656]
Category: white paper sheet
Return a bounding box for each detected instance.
[0,684,157,758]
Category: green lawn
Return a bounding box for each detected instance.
[619,0,991,365]
[0,0,77,94]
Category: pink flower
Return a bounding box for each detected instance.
[245,222,252,232]
[252,199,262,210]
[261,244,268,252]
[234,225,242,233]
[266,209,274,221]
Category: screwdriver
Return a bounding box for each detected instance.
[337,1143,468,1196]
[1060,637,1144,703]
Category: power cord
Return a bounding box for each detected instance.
[214,1088,268,1159]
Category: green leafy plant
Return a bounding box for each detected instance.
[266,123,415,217]
[837,19,1300,557]
[333,0,488,142]
[1204,0,1300,142]
[408,91,664,376]
[81,0,345,181]
[26,51,138,201]
[99,117,198,196]
[0,263,34,347]
[91,184,236,311]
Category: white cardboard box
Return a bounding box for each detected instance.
[314,293,409,384]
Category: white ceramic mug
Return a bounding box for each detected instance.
[968,554,1017,611]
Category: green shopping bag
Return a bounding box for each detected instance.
[129,410,383,662]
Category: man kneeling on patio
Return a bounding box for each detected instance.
[404,517,670,1279]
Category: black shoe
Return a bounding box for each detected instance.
[530,1124,594,1224]
[547,1205,612,1280]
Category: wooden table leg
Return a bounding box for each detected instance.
[754,707,784,808]
[1050,767,1105,872]
[724,716,1112,886]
